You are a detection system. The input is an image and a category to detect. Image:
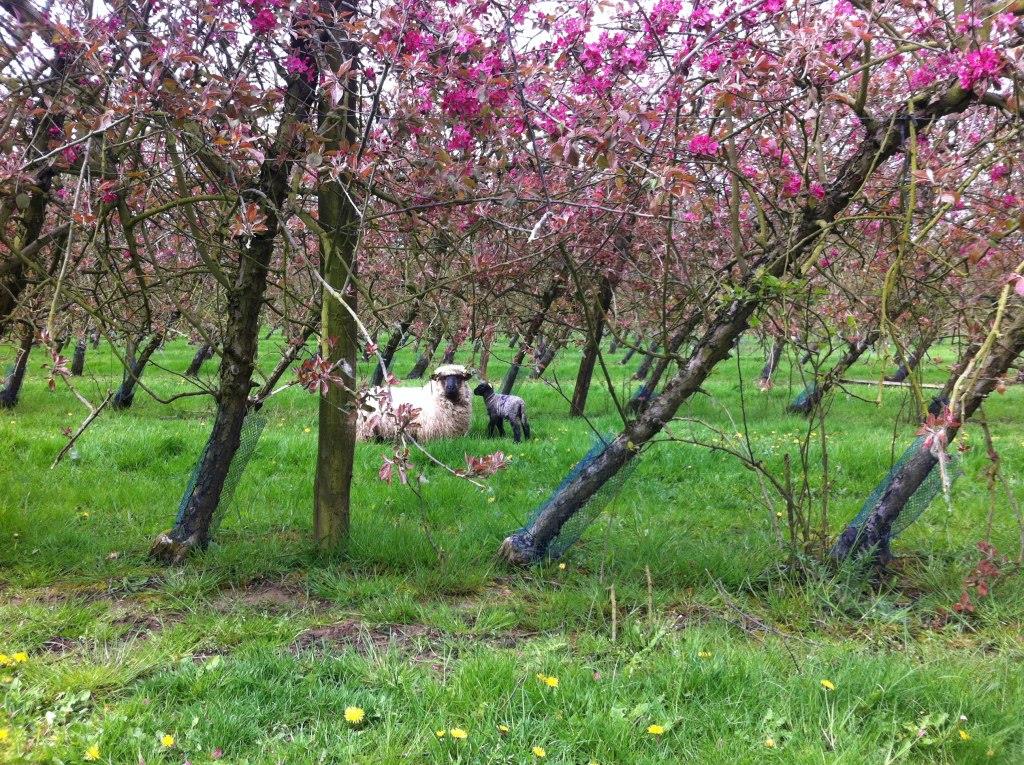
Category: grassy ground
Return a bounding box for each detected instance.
[1,332,1023,764]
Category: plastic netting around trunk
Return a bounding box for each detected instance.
[845,435,962,540]
[789,381,819,411]
[176,411,268,532]
[521,434,638,560]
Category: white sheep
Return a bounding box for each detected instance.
[356,363,474,442]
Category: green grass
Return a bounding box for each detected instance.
[2,333,1023,763]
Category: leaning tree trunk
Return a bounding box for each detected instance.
[788,335,874,415]
[406,326,442,378]
[0,11,69,336]
[111,326,174,410]
[886,333,934,383]
[758,339,785,388]
[185,343,215,377]
[619,334,643,364]
[441,340,459,364]
[629,311,702,414]
[370,299,419,386]
[478,333,493,378]
[149,20,319,564]
[498,81,982,565]
[631,339,660,381]
[531,328,569,378]
[569,274,615,417]
[0,324,33,409]
[831,302,1024,564]
[70,336,87,376]
[608,335,619,354]
[313,0,360,551]
[502,276,565,395]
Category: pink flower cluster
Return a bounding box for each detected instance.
[688,134,719,155]
[957,47,1003,90]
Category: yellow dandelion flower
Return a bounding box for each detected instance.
[959,729,971,741]
[0,655,12,668]
[12,652,27,663]
[84,744,101,761]
[344,706,365,725]
[532,745,547,758]
[0,728,9,743]
[647,724,665,736]
[161,734,174,748]
[558,563,566,570]
[303,427,311,433]
[535,673,559,688]
[497,724,510,734]
[764,737,776,748]
[820,679,835,691]
[449,728,468,740]
[435,729,446,738]
[697,651,712,659]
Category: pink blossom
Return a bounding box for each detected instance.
[700,51,724,72]
[690,5,712,28]
[442,86,482,120]
[760,0,784,13]
[403,28,435,55]
[1003,194,1018,208]
[908,66,936,90]
[250,8,276,35]
[580,44,602,72]
[61,145,80,165]
[1014,275,1024,298]
[455,28,479,54]
[285,54,313,78]
[810,182,825,201]
[688,134,719,155]
[989,164,1009,182]
[448,124,473,151]
[782,173,802,196]
[957,47,1003,90]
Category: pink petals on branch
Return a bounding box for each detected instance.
[688,134,719,156]
[957,47,1003,90]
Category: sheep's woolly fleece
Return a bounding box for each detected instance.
[356,364,473,442]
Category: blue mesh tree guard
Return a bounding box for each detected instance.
[844,435,962,543]
[515,434,638,560]
[176,411,268,532]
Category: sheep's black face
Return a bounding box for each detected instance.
[441,374,465,403]
[473,382,493,397]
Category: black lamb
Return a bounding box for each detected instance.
[474,382,531,442]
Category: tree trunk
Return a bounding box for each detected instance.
[831,304,1024,563]
[498,82,980,564]
[313,0,360,551]
[370,300,419,386]
[531,328,569,378]
[112,327,172,410]
[631,339,660,381]
[70,337,87,376]
[788,335,874,415]
[619,334,643,364]
[629,313,702,414]
[185,343,215,377]
[569,274,614,418]
[478,334,493,378]
[150,18,319,564]
[608,335,619,354]
[407,326,442,379]
[502,276,565,394]
[0,324,33,409]
[441,340,459,364]
[886,334,933,383]
[758,339,784,387]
